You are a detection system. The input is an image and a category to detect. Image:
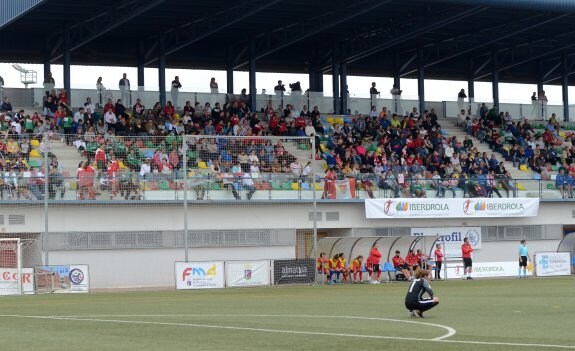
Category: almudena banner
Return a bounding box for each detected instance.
[365,198,540,219]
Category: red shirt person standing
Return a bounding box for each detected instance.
[434,244,444,280]
[368,242,382,284]
[461,238,474,280]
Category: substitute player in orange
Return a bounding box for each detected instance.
[462,237,474,280]
[329,253,344,284]
[337,253,348,283]
[348,255,364,283]
[317,252,329,282]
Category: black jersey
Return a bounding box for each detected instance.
[405,278,434,303]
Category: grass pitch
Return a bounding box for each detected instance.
[0,277,573,351]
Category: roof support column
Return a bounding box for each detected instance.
[417,45,425,115]
[158,36,166,108]
[43,37,52,94]
[468,60,475,112]
[537,60,544,99]
[332,60,340,114]
[63,25,71,105]
[227,46,234,95]
[137,41,145,91]
[340,63,348,115]
[562,52,570,122]
[394,52,401,90]
[492,50,499,109]
[309,70,323,93]
[248,38,257,111]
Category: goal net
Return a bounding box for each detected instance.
[0,238,23,295]
[0,237,55,295]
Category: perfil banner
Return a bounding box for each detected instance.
[411,227,481,258]
[366,198,539,219]
[35,265,90,293]
[0,268,34,295]
[534,252,571,277]
[444,261,533,279]
[175,261,225,290]
[225,261,270,288]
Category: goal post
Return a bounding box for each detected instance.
[0,238,23,295]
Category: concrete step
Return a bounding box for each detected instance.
[47,138,84,174]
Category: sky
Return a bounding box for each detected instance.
[0,62,572,106]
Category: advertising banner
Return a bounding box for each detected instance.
[225,261,270,287]
[534,252,571,277]
[273,259,315,285]
[444,261,531,279]
[0,268,34,295]
[366,198,539,219]
[411,227,481,258]
[35,265,90,293]
[175,261,225,290]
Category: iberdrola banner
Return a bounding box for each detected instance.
[365,198,539,219]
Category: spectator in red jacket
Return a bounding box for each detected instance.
[392,250,411,281]
[462,238,474,280]
[368,242,382,284]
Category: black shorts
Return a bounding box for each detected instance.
[519,256,528,267]
[395,264,409,270]
[405,298,439,313]
[372,263,380,272]
[463,257,472,268]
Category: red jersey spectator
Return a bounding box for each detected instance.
[368,242,382,283]
[461,238,474,280]
[434,244,444,280]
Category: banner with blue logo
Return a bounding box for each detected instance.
[366,198,539,219]
[35,265,90,293]
[534,252,571,277]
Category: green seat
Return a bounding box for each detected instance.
[114,143,127,155]
[28,158,41,168]
[145,140,155,148]
[272,182,282,190]
[281,182,293,190]
[86,142,98,153]
[210,182,221,190]
[547,183,556,190]
[298,143,309,150]
[187,150,197,160]
[551,165,559,171]
[159,180,171,190]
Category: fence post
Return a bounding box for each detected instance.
[183,136,189,262]
[43,132,49,265]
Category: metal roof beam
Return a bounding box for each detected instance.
[233,0,391,70]
[144,0,283,66]
[475,43,575,81]
[337,6,485,68]
[426,0,575,12]
[50,0,166,62]
[401,12,569,76]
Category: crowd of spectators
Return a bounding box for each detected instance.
[2,82,574,200]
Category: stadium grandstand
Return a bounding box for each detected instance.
[0,0,573,291]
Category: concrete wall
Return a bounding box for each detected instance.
[49,246,294,289]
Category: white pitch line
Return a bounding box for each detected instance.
[32,314,456,340]
[1,314,574,349]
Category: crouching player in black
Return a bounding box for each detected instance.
[405,269,439,318]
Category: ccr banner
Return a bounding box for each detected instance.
[35,265,90,293]
[534,252,571,277]
[366,198,539,219]
[225,261,270,287]
[0,268,34,295]
[175,261,225,290]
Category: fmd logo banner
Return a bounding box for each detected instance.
[175,261,225,289]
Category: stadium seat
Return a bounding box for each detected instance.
[30,139,40,148]
[516,182,526,190]
[381,262,398,282]
[198,161,208,169]
[291,182,300,191]
[28,159,41,168]
[519,164,528,171]
[29,149,41,158]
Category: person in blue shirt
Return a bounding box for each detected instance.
[518,240,530,278]
[555,169,571,198]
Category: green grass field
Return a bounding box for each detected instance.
[0,277,574,351]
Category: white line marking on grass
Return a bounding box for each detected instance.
[2,314,574,349]
[27,314,456,340]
